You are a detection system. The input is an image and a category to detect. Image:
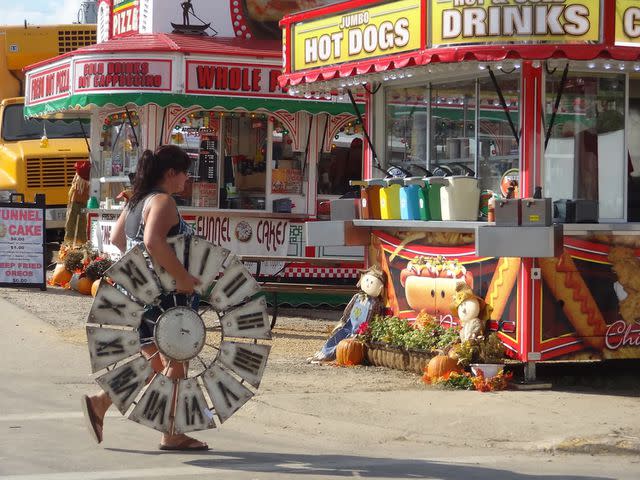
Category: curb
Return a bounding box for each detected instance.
[547,435,640,456]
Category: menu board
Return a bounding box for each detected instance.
[0,199,46,289]
[198,132,218,183]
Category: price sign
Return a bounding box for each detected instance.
[0,195,46,290]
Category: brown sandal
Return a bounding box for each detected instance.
[159,438,209,451]
[81,395,103,444]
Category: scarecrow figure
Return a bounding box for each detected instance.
[63,160,91,246]
[307,265,386,363]
[450,282,493,343]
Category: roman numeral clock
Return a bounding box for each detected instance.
[85,235,271,434]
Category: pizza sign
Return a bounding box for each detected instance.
[111,0,139,38]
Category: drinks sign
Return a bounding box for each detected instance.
[74,58,172,92]
[431,0,601,47]
[615,1,640,46]
[291,0,421,72]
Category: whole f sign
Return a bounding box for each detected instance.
[186,61,285,96]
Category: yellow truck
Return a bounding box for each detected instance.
[0,24,95,250]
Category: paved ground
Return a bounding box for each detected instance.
[0,289,639,479]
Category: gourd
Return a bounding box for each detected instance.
[70,273,93,295]
[51,263,72,286]
[426,354,461,379]
[336,338,366,366]
[91,279,101,297]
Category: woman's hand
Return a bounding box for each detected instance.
[174,272,201,294]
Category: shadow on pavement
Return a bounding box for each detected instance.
[106,448,613,479]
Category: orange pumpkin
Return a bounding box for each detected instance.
[91,279,101,297]
[73,275,94,295]
[336,338,366,366]
[426,354,461,379]
[51,263,72,286]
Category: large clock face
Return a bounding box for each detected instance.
[86,235,271,434]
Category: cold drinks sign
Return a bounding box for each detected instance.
[0,201,46,289]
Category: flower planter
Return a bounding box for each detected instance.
[365,342,435,374]
[470,363,504,378]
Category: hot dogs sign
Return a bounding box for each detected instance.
[291,0,421,72]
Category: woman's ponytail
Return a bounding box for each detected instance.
[128,145,191,208]
[129,150,161,208]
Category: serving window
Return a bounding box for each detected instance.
[169,110,272,210]
[543,71,626,221]
[384,71,520,195]
[98,110,141,201]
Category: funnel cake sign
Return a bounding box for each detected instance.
[431,0,601,47]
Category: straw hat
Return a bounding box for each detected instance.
[450,282,492,321]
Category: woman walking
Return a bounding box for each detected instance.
[81,145,208,451]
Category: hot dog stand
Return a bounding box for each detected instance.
[23,0,367,300]
[279,0,640,364]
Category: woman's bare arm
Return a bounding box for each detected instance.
[143,194,199,293]
[110,209,128,253]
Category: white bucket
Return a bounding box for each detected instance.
[440,176,480,221]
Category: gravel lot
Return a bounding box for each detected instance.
[0,283,424,395]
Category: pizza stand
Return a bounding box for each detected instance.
[280,0,640,373]
[23,0,366,302]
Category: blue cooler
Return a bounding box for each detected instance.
[400,177,427,220]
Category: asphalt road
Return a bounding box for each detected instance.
[1,298,639,480]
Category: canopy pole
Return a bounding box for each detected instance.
[347,88,379,170]
[488,67,520,147]
[544,63,570,150]
[124,106,139,147]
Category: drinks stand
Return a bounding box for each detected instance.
[279,0,640,366]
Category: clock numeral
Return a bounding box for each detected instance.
[210,262,260,310]
[105,245,161,304]
[87,326,140,373]
[202,365,254,423]
[129,374,174,433]
[174,379,215,433]
[220,297,271,339]
[96,356,152,414]
[218,342,271,388]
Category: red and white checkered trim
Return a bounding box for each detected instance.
[283,267,360,279]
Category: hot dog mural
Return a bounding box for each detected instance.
[371,231,519,342]
[400,256,474,317]
[371,229,640,361]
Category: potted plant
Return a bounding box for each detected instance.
[357,313,459,373]
[452,333,505,378]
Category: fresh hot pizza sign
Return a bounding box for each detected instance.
[431,0,601,47]
[291,0,421,72]
[28,62,71,106]
[615,0,640,46]
[185,61,286,97]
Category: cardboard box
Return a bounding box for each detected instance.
[236,172,266,191]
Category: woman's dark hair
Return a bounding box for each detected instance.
[128,145,191,208]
